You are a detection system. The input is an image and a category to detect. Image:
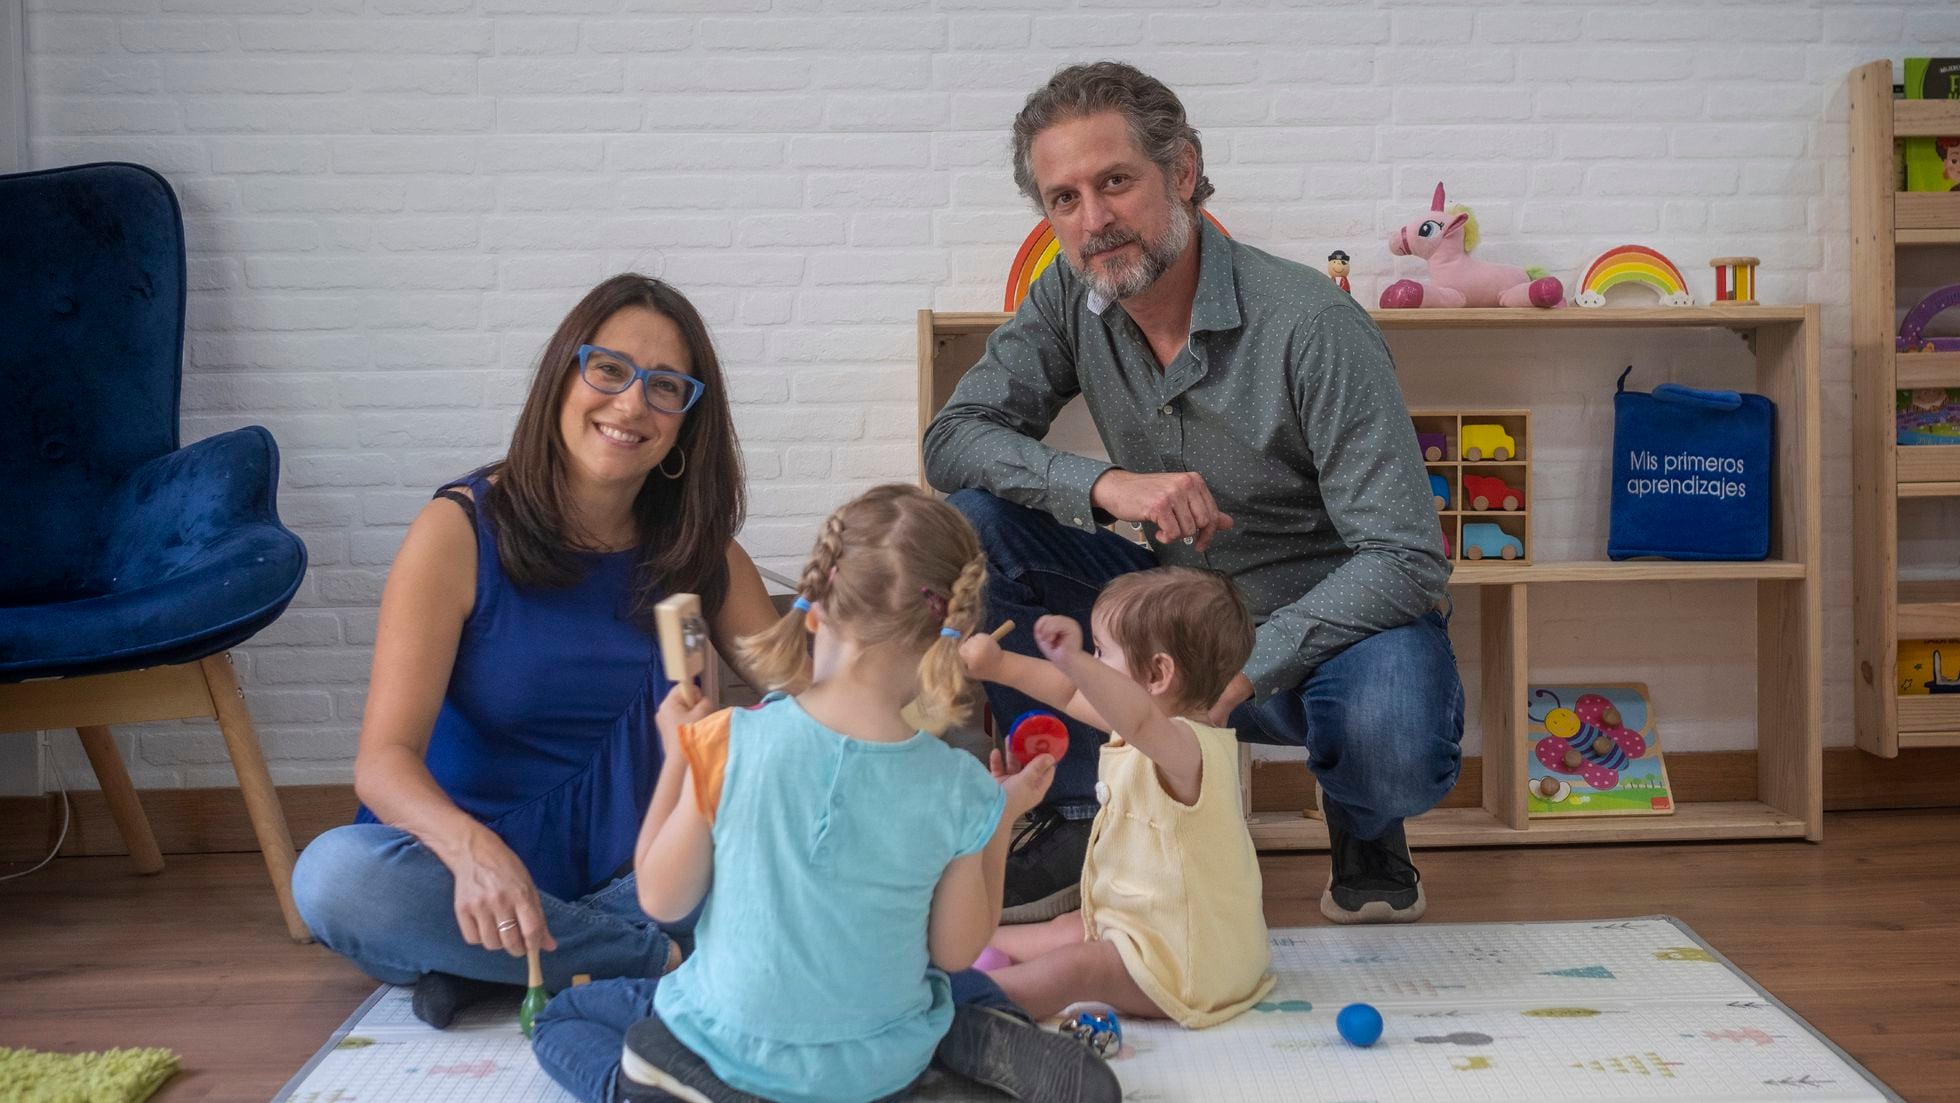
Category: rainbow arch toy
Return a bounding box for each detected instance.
[1002,212,1230,312]
[1573,244,1694,308]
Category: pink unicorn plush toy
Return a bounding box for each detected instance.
[1380,183,1564,309]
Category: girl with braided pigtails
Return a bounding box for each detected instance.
[531,484,1122,1103]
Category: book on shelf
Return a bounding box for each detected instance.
[1903,57,1960,193]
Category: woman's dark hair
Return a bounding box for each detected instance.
[485,274,744,623]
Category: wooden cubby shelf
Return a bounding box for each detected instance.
[1849,60,1960,760]
[920,288,1820,848]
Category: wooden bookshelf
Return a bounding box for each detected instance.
[918,301,1823,848]
[1849,60,1960,760]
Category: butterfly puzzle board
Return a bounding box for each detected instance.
[279,916,1896,1103]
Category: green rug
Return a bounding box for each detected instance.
[0,1046,179,1103]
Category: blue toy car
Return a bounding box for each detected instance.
[1461,522,1524,561]
[1427,473,1450,510]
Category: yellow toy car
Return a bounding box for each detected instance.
[1460,423,1517,462]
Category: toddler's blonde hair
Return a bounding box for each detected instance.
[739,484,987,734]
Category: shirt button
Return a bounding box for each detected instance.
[1072,516,1084,526]
[1095,781,1111,805]
[1159,405,1172,416]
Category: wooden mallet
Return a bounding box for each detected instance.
[655,593,709,707]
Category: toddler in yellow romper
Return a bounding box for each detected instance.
[960,567,1275,1027]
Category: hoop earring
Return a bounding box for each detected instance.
[656,444,686,480]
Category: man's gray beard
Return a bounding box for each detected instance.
[1071,199,1195,303]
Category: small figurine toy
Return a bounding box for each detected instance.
[1327,249,1352,294]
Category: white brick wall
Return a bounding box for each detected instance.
[16,0,1951,788]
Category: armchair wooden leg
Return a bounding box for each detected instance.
[200,653,310,943]
[75,725,165,875]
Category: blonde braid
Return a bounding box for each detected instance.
[736,511,850,692]
[910,553,988,735]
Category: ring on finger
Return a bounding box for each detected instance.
[496,918,519,933]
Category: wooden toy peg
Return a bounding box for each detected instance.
[655,593,708,707]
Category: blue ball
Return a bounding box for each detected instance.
[1336,1002,1383,1047]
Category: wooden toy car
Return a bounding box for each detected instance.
[1461,522,1524,560]
[1460,423,1516,461]
[1416,431,1448,461]
[1428,473,1450,510]
[1462,474,1522,511]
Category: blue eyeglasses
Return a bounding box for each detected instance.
[575,344,705,414]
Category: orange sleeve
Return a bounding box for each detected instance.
[676,708,734,824]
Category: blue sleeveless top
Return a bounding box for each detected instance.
[356,470,672,900]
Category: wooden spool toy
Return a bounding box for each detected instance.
[1709,256,1760,305]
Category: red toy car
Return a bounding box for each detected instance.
[1461,473,1523,511]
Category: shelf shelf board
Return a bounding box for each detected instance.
[1897,351,1960,388]
[1247,801,1808,850]
[1895,99,1960,138]
[1896,446,1960,485]
[1897,481,1960,498]
[1896,193,1960,232]
[1372,306,1806,330]
[926,306,1809,335]
[1445,559,1805,585]
[1897,227,1960,246]
[1896,580,1960,639]
[1897,695,1960,732]
[1900,730,1960,749]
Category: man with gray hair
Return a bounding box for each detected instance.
[925,62,1463,927]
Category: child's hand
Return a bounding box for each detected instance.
[995,752,1055,821]
[655,682,716,750]
[1032,615,1084,666]
[959,631,1005,681]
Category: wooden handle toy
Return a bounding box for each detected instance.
[655,593,708,707]
[518,946,548,1038]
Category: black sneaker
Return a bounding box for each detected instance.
[620,1016,763,1102]
[1001,807,1090,924]
[935,1005,1122,1102]
[1321,816,1426,924]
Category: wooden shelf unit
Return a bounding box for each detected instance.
[918,303,1822,847]
[1412,409,1532,565]
[1849,60,1960,759]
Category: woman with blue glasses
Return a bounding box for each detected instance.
[291,274,779,1028]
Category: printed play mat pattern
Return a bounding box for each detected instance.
[278,916,1896,1102]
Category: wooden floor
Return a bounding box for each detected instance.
[3,810,1957,1102]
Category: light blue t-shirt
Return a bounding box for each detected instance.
[653,694,1007,1103]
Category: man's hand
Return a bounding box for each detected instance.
[1091,469,1235,552]
[1032,615,1085,667]
[1207,672,1255,727]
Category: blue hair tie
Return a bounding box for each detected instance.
[792,596,811,612]
[940,627,962,639]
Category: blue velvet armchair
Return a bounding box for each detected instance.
[0,163,311,940]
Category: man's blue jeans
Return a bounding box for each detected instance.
[948,489,1465,841]
[532,969,1023,1102]
[290,823,679,990]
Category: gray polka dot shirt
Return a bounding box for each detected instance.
[922,217,1450,700]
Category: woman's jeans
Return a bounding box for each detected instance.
[291,822,677,990]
